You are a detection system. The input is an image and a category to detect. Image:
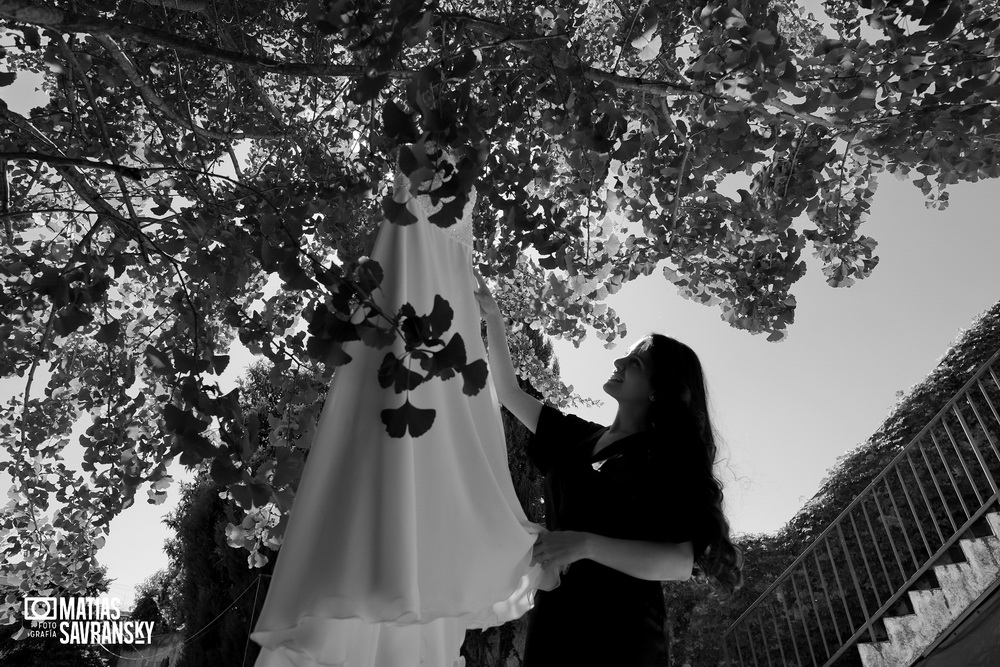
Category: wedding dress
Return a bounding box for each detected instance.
[250,170,558,667]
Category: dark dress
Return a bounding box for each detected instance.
[522,405,711,667]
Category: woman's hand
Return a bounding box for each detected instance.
[473,269,502,320]
[531,530,590,569]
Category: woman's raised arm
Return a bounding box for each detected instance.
[474,270,543,433]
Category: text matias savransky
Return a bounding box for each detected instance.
[23,596,155,645]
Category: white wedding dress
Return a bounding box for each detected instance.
[250,172,559,667]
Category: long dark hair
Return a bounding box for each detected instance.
[639,334,743,598]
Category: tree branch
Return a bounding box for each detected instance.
[0,0,413,79]
[583,67,710,98]
[138,0,207,13]
[3,1,851,136]
[93,35,282,140]
[0,151,145,180]
[766,98,841,131]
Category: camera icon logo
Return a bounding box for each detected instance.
[23,597,57,621]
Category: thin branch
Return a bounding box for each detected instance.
[783,127,808,200]
[0,151,145,180]
[657,99,692,227]
[832,134,857,231]
[582,67,715,99]
[610,0,648,73]
[766,98,840,131]
[1,158,10,245]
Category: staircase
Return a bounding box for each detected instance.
[724,349,1000,667]
[857,512,1000,666]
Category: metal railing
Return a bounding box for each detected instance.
[724,349,1000,666]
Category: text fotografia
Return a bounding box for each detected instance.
[22,596,155,645]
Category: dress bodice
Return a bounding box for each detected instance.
[393,170,476,248]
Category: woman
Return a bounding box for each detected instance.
[474,271,743,666]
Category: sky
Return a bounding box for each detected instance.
[1,4,1000,615]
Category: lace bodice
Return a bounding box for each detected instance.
[393,170,476,248]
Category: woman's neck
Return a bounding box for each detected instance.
[610,403,651,435]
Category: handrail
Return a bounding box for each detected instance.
[724,347,1000,666]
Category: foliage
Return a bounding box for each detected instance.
[132,568,184,632]
[2,0,1000,618]
[663,531,803,665]
[162,471,273,667]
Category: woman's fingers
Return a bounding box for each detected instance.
[473,268,490,294]
[472,268,502,319]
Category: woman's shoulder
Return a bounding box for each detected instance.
[537,403,606,435]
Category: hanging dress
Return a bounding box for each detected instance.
[250,171,559,667]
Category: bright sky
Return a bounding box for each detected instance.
[2,2,999,615]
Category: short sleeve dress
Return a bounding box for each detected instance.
[522,405,712,666]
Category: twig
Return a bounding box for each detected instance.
[658,99,692,226]
[610,0,648,73]
[0,158,10,245]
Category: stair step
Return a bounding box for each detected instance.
[988,512,1000,538]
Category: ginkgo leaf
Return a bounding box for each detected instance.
[210,456,243,486]
[53,305,93,336]
[632,34,661,62]
[461,359,489,396]
[95,320,121,345]
[163,404,211,437]
[383,100,418,143]
[383,195,418,226]
[421,333,467,380]
[144,346,175,375]
[381,399,436,438]
[378,352,424,392]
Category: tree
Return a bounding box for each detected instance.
[132,568,184,633]
[2,0,999,617]
[162,471,274,667]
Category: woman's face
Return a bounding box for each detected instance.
[603,339,656,403]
